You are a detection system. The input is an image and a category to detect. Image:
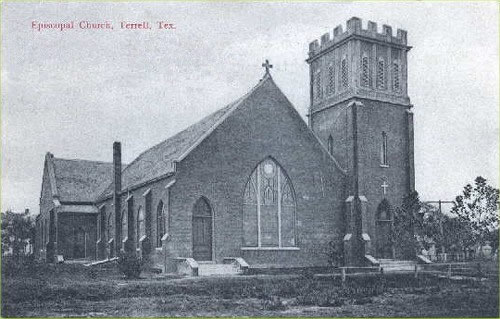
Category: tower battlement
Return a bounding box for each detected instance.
[309,17,408,58]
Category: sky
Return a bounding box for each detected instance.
[1,1,498,214]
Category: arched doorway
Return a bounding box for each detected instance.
[376,199,394,258]
[73,227,87,259]
[192,197,213,261]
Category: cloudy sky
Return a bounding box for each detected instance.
[1,1,498,214]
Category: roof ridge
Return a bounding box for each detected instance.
[52,157,114,165]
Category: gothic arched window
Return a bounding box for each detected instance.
[381,131,388,165]
[242,158,297,248]
[137,206,145,245]
[106,212,112,241]
[328,135,334,155]
[361,55,370,87]
[314,68,323,101]
[121,209,127,243]
[377,199,392,221]
[392,61,400,91]
[97,208,102,241]
[327,63,335,95]
[156,201,165,247]
[376,58,385,89]
[341,58,348,89]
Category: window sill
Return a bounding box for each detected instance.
[380,164,389,168]
[241,247,300,251]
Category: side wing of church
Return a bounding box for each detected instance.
[35,17,415,271]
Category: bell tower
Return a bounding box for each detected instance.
[306,17,415,264]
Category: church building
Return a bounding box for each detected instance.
[35,17,415,271]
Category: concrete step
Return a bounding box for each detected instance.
[197,263,240,276]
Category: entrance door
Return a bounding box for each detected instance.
[73,227,86,259]
[192,198,212,261]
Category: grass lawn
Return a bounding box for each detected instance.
[1,258,498,317]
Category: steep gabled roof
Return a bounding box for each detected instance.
[98,76,271,199]
[49,155,114,202]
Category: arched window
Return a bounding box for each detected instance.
[361,55,370,87]
[106,213,113,241]
[376,58,385,89]
[156,201,164,247]
[137,206,145,245]
[328,135,334,155]
[341,58,348,89]
[97,210,102,241]
[121,209,127,243]
[242,158,297,248]
[392,61,400,91]
[381,131,388,165]
[377,199,392,221]
[314,68,322,101]
[327,63,335,95]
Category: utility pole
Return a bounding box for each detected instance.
[424,200,454,255]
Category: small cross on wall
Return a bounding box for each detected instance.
[381,181,389,195]
[262,59,273,75]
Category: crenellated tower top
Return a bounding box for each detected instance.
[306,17,412,115]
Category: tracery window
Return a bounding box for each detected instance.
[361,55,370,87]
[156,201,165,247]
[341,58,348,89]
[376,58,385,89]
[243,158,297,248]
[392,61,400,91]
[327,63,335,95]
[314,69,323,101]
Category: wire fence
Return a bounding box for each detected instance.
[339,262,498,282]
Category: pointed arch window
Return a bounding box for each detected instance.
[341,58,348,89]
[376,58,386,89]
[381,131,388,166]
[97,207,103,241]
[328,135,334,155]
[121,209,127,244]
[392,61,401,91]
[327,63,335,95]
[106,212,113,242]
[314,68,323,101]
[242,158,297,248]
[361,55,370,87]
[156,201,165,247]
[137,206,145,246]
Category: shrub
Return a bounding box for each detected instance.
[117,251,143,279]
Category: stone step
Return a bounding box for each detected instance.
[197,263,240,276]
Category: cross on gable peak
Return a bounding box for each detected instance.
[262,59,273,75]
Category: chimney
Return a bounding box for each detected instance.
[113,142,122,254]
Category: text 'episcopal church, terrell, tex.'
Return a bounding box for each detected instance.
[35,17,415,272]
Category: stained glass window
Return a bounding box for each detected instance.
[242,158,297,248]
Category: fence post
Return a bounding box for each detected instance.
[477,262,482,276]
[414,264,418,278]
[447,263,452,279]
[341,267,346,282]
